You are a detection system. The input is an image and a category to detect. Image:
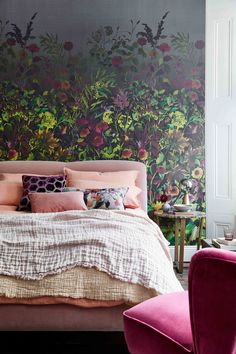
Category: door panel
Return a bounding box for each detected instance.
[206,0,236,238]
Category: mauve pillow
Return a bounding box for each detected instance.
[29,191,87,213]
[64,168,141,209]
[18,175,66,211]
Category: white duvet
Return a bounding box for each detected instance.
[0,209,183,296]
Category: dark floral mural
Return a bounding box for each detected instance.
[0,10,205,244]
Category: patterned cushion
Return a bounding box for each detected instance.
[83,187,128,210]
[18,175,66,211]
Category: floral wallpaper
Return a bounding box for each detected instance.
[0,7,205,244]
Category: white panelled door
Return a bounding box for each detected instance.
[206,0,236,238]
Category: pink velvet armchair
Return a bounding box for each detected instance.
[123,248,236,354]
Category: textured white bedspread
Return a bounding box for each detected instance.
[0,209,183,294]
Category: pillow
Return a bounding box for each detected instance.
[0,173,60,206]
[29,191,87,213]
[0,205,17,211]
[18,175,67,211]
[64,168,141,209]
[83,187,128,210]
[0,181,22,206]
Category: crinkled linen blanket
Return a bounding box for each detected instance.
[0,209,183,296]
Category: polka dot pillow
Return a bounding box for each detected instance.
[17,175,67,211]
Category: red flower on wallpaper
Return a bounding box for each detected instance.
[156,166,166,174]
[6,38,16,46]
[92,135,104,148]
[58,92,68,102]
[33,56,41,62]
[112,56,123,66]
[77,118,90,126]
[189,91,199,102]
[191,80,201,89]
[64,41,73,51]
[195,40,205,49]
[159,42,171,52]
[95,122,109,133]
[27,43,40,53]
[122,149,133,159]
[79,128,90,138]
[137,37,147,46]
[138,148,148,161]
[61,81,71,90]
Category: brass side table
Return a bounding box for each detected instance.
[154,210,206,273]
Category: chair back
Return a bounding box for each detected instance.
[188,248,236,354]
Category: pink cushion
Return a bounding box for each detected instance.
[123,292,193,354]
[29,191,88,213]
[0,181,22,206]
[0,205,17,211]
[0,173,58,206]
[64,168,141,209]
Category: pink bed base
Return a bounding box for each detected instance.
[0,159,147,331]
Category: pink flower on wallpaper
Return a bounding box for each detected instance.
[112,56,123,67]
[92,135,104,148]
[191,67,199,75]
[137,37,147,46]
[189,91,199,102]
[184,80,193,89]
[27,43,40,53]
[6,38,16,46]
[95,122,109,133]
[122,149,132,159]
[195,40,205,49]
[64,41,73,51]
[159,42,171,52]
[113,89,129,110]
[156,166,166,174]
[191,80,201,89]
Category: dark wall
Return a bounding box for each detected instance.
[0,0,205,243]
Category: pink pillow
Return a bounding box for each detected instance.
[29,191,88,213]
[0,173,27,183]
[0,181,22,206]
[0,173,62,207]
[64,168,141,209]
[0,205,17,211]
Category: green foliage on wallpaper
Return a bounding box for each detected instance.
[0,12,205,244]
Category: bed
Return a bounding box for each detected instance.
[0,159,183,331]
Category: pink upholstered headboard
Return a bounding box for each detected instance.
[0,160,147,212]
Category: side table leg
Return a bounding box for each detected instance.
[178,219,186,274]
[197,218,204,250]
[174,220,179,263]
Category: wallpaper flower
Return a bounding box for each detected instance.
[0,12,205,244]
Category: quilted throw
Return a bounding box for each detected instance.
[0,210,183,294]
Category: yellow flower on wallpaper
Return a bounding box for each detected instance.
[103,110,113,124]
[153,201,163,211]
[192,167,203,179]
[39,112,57,130]
[160,130,189,152]
[171,111,187,129]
